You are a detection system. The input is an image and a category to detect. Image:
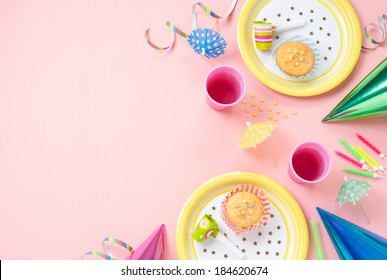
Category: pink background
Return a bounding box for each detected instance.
[0,0,386,260]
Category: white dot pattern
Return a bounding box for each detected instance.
[188,28,226,58]
[336,179,371,205]
[238,122,276,149]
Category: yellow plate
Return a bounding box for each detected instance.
[237,0,361,96]
[176,172,308,259]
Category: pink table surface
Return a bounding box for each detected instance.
[0,0,386,260]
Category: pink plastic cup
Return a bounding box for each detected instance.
[288,141,332,184]
[205,65,246,111]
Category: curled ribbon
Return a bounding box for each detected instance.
[144,0,238,52]
[191,1,238,30]
[82,237,133,260]
[362,14,386,51]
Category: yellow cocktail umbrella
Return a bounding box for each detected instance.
[238,121,276,149]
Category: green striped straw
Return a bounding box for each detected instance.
[309,220,325,260]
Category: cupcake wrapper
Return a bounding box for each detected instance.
[221,184,270,235]
[271,35,321,80]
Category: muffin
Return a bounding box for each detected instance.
[221,184,270,235]
[275,41,314,77]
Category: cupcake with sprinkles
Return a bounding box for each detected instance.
[221,184,270,235]
[275,41,315,77]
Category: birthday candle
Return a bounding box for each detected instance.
[356,133,387,160]
[335,151,369,170]
[342,168,383,179]
[339,138,365,163]
[356,146,386,174]
[352,146,380,173]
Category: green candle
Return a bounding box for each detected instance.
[339,138,363,161]
[342,168,381,178]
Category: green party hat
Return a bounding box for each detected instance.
[322,58,387,122]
